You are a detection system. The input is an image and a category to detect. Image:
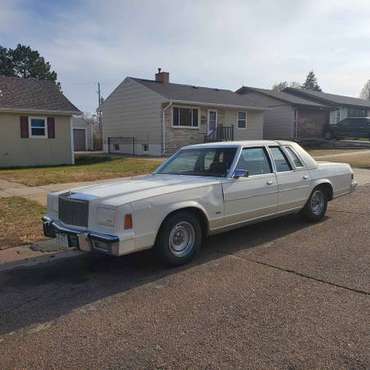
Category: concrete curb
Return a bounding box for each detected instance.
[0,249,83,273]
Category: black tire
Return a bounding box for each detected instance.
[324,130,333,140]
[155,211,202,266]
[301,187,328,222]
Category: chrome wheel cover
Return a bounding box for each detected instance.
[169,221,195,257]
[311,190,325,216]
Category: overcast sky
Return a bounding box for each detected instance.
[1,0,370,113]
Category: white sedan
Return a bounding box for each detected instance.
[43,141,357,266]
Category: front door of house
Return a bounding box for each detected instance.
[208,110,217,134]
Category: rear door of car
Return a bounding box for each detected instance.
[222,146,278,225]
[268,145,311,212]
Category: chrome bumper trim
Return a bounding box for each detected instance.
[42,216,119,243]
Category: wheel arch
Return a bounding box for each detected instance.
[157,202,210,239]
[311,179,334,200]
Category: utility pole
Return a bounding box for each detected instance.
[96,82,103,150]
[97,82,102,129]
[97,82,101,111]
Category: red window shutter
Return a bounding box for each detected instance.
[47,117,55,138]
[20,116,29,138]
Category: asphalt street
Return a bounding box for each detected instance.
[0,186,369,369]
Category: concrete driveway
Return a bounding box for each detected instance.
[0,187,369,369]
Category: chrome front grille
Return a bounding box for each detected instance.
[58,193,89,227]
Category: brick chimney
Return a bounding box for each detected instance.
[155,68,169,83]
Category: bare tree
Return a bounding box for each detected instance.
[360,80,370,100]
[272,81,301,92]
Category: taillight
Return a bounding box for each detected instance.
[124,214,133,230]
[351,173,354,180]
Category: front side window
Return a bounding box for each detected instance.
[173,107,199,128]
[236,147,272,176]
[157,147,237,177]
[270,147,292,172]
[237,112,247,128]
[30,118,47,137]
[284,146,304,167]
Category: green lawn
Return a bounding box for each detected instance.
[0,155,163,186]
[0,197,46,250]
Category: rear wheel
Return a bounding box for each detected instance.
[155,211,202,266]
[301,187,328,222]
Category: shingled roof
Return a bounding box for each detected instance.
[237,86,330,108]
[130,78,265,110]
[284,87,370,109]
[0,76,80,114]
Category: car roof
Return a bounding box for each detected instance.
[182,140,293,149]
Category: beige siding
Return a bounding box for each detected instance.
[0,113,73,168]
[238,91,294,139]
[165,105,263,155]
[224,110,263,140]
[264,106,295,139]
[102,78,166,155]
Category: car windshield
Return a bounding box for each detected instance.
[157,147,237,177]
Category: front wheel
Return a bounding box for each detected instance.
[155,211,202,266]
[301,187,328,222]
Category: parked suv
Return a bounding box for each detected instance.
[327,117,370,139]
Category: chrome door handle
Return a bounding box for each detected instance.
[303,175,309,180]
[266,180,273,185]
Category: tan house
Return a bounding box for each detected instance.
[236,86,333,139]
[0,76,80,168]
[102,69,265,156]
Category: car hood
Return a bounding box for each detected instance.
[66,174,222,205]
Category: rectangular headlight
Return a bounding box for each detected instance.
[96,207,116,227]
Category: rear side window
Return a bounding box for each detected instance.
[270,147,292,172]
[237,147,272,176]
[284,146,304,167]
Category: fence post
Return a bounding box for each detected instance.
[132,136,135,156]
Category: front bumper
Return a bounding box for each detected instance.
[42,216,121,255]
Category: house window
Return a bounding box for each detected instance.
[347,107,367,117]
[29,117,47,138]
[173,107,199,128]
[237,112,247,128]
[336,109,340,123]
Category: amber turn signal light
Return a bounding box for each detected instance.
[124,214,133,230]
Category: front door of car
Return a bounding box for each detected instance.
[222,147,278,225]
[269,146,311,212]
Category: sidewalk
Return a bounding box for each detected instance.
[0,176,131,206]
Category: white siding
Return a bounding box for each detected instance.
[102,78,166,154]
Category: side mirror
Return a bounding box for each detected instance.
[233,169,248,179]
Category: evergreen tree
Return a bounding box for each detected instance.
[0,44,59,86]
[302,71,321,91]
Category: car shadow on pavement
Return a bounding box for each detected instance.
[0,214,312,336]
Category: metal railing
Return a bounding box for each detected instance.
[204,125,234,143]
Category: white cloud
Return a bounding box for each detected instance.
[1,0,370,112]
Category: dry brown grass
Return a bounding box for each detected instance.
[307,149,369,157]
[315,152,370,169]
[0,156,163,187]
[0,197,46,250]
